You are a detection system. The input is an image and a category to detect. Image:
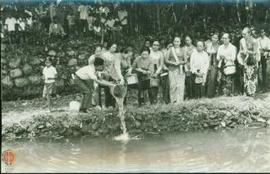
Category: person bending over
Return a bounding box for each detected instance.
[74,57,115,113]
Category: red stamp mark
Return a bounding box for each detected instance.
[2,149,16,165]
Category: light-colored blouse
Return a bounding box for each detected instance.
[217,43,237,67]
[101,52,123,81]
[190,50,210,83]
[149,49,164,74]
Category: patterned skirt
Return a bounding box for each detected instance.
[220,74,235,96]
[168,68,185,103]
[244,65,258,96]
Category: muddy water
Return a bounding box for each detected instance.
[2,128,270,173]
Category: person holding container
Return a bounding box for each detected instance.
[165,36,186,104]
[132,47,153,106]
[237,27,261,97]
[190,41,210,99]
[217,33,237,96]
[149,40,164,104]
[74,57,115,113]
[101,43,124,108]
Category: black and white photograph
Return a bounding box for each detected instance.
[1,0,270,173]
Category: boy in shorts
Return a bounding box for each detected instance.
[42,58,57,111]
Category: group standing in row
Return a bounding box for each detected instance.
[42,26,270,112]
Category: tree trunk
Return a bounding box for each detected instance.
[156,4,161,33]
[236,0,242,23]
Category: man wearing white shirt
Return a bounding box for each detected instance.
[190,41,210,98]
[4,15,17,43]
[74,57,115,113]
[258,29,270,90]
[78,5,89,34]
[217,33,237,96]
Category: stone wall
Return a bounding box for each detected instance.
[1,38,98,101]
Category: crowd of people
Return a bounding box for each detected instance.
[42,26,270,113]
[1,3,270,113]
[1,2,128,44]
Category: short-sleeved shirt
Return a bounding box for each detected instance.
[67,15,75,25]
[149,49,163,66]
[5,17,17,32]
[75,65,97,80]
[258,36,270,50]
[43,66,57,83]
[118,10,128,25]
[132,56,153,71]
[102,52,123,81]
[78,5,89,20]
[217,43,237,67]
[106,19,116,29]
[18,19,26,31]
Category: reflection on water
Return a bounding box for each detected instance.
[2,128,270,173]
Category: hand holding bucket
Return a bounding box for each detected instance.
[110,84,127,99]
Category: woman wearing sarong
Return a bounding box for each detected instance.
[190,41,210,99]
[237,27,261,96]
[205,33,219,97]
[217,33,237,96]
[183,36,196,99]
[149,40,164,104]
[165,37,186,103]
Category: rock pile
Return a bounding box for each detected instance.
[1,38,99,100]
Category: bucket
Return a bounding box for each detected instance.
[110,84,127,98]
[126,74,138,85]
[223,65,236,75]
[69,101,81,111]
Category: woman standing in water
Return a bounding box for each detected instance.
[237,27,260,97]
[183,36,196,99]
[101,43,124,108]
[165,36,186,104]
[205,33,220,97]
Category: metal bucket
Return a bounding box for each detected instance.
[126,74,138,85]
[110,84,127,98]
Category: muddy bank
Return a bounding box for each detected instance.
[2,93,270,141]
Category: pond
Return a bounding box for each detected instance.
[2,128,270,173]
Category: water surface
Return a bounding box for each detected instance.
[2,128,270,173]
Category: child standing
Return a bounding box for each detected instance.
[42,58,57,111]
